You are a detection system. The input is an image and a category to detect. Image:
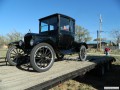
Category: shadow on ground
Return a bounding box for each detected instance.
[72,55,119,90]
[15,55,107,72]
[15,58,63,72]
[74,64,120,90]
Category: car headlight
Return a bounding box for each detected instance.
[30,39,34,46]
[19,40,23,46]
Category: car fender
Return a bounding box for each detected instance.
[34,37,57,50]
[74,42,88,52]
[79,42,88,49]
[8,41,19,48]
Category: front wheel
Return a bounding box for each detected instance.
[79,45,87,61]
[6,46,24,66]
[30,43,55,72]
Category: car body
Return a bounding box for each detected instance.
[7,13,88,72]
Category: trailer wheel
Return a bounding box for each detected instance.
[79,45,87,61]
[30,43,55,72]
[6,46,24,66]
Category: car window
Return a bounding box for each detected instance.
[70,20,74,33]
[41,22,48,32]
[40,16,57,32]
[60,17,70,31]
[49,17,57,31]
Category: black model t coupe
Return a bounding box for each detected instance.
[6,13,88,72]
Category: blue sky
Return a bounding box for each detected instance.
[0,0,120,40]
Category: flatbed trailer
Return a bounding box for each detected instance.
[0,56,115,90]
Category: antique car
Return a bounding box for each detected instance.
[6,13,88,72]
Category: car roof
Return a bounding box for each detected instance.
[39,13,75,22]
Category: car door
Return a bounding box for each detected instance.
[58,17,74,49]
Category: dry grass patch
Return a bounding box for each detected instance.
[0,49,7,57]
[50,80,96,90]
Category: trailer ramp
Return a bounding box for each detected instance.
[0,56,115,90]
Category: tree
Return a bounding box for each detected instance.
[111,29,120,45]
[94,38,106,41]
[75,25,92,42]
[0,35,6,46]
[6,31,23,43]
[0,31,23,48]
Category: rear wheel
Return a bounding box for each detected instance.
[30,43,55,72]
[79,45,87,61]
[6,46,24,66]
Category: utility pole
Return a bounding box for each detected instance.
[97,30,99,50]
[99,14,102,51]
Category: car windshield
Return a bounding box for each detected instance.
[40,16,57,32]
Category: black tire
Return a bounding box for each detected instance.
[6,46,24,66]
[79,45,87,61]
[56,53,64,60]
[30,43,55,72]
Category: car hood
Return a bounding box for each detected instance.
[24,33,52,43]
[25,33,47,37]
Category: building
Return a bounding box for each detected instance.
[87,40,113,49]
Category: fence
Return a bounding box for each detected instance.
[0,49,7,57]
[102,46,119,50]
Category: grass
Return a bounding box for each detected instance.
[88,49,120,55]
[110,49,120,54]
[50,80,96,90]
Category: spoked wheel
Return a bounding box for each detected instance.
[30,43,55,72]
[6,46,24,66]
[79,45,87,61]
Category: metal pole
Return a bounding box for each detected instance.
[99,14,102,51]
[97,30,99,50]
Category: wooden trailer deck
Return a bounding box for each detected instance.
[0,56,115,90]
